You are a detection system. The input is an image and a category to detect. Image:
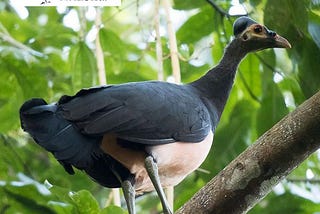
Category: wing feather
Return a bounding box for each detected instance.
[59,82,212,144]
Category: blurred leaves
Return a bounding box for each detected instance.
[1,174,125,214]
[249,192,320,214]
[0,0,320,213]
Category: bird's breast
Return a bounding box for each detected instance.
[136,131,214,193]
[100,132,213,195]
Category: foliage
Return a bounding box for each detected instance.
[0,0,320,213]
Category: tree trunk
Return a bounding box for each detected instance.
[177,90,320,214]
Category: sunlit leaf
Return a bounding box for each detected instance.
[256,78,288,136]
[177,6,215,44]
[173,0,206,10]
[100,205,127,214]
[308,11,320,49]
[99,28,126,59]
[250,192,320,214]
[69,41,97,91]
[70,190,100,214]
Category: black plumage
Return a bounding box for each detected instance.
[20,81,214,187]
[19,17,291,214]
[59,82,213,143]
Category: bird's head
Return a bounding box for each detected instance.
[233,16,291,52]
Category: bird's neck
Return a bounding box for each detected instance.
[190,39,247,118]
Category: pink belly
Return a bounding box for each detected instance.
[135,131,213,194]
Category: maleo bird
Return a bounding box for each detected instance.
[20,17,291,214]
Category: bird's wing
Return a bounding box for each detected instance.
[58,82,212,144]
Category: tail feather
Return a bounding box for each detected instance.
[19,98,102,173]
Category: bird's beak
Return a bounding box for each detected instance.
[273,34,292,48]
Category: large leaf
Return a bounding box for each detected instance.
[264,0,320,97]
[2,174,56,214]
[69,41,97,91]
[308,11,320,49]
[296,37,320,98]
[201,99,257,181]
[70,190,100,214]
[100,205,127,214]
[99,28,126,59]
[256,77,288,136]
[0,57,48,132]
[173,0,207,10]
[176,6,215,44]
[249,192,320,214]
[238,54,262,102]
[264,0,308,43]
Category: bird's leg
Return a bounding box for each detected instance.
[110,166,136,214]
[145,156,173,214]
[121,180,136,214]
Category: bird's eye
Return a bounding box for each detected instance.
[254,26,263,33]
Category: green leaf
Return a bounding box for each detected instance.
[99,28,126,59]
[278,77,305,106]
[308,11,320,49]
[48,183,74,204]
[47,201,74,214]
[238,54,262,101]
[2,175,56,214]
[70,190,100,214]
[0,58,48,132]
[172,0,207,10]
[100,205,127,214]
[297,37,320,98]
[177,6,215,44]
[264,0,308,42]
[202,99,257,180]
[69,41,97,91]
[250,192,320,214]
[256,79,288,136]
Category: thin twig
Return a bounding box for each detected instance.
[95,7,107,85]
[102,1,135,24]
[254,53,285,77]
[286,178,320,184]
[205,0,230,18]
[0,22,44,57]
[163,0,181,84]
[78,7,87,41]
[94,7,121,206]
[154,0,164,81]
[162,0,182,209]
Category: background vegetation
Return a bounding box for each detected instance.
[1,0,320,213]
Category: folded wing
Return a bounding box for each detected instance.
[59,82,212,145]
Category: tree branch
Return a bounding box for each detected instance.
[0,22,44,57]
[205,0,230,18]
[162,0,181,209]
[154,0,164,81]
[163,0,181,84]
[95,7,107,85]
[177,90,320,213]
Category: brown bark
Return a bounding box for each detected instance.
[177,91,320,214]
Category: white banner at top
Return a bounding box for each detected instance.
[10,0,121,6]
